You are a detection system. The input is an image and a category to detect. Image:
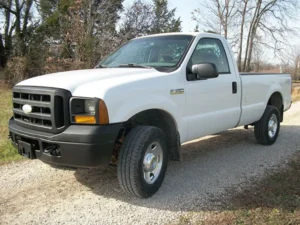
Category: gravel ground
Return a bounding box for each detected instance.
[1,102,300,225]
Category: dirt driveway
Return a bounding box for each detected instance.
[1,102,300,225]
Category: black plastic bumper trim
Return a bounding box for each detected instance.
[9,118,122,168]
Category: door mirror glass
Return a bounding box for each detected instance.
[189,63,219,80]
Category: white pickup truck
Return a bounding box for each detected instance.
[9,32,292,198]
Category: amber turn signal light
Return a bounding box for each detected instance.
[74,115,96,124]
[99,100,109,124]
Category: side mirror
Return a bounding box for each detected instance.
[189,63,219,80]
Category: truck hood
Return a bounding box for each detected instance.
[17,68,164,95]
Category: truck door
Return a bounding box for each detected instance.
[185,37,241,141]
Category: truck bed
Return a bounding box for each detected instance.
[238,73,292,126]
[240,73,290,76]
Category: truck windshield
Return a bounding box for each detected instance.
[98,35,194,72]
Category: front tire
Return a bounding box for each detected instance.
[117,126,168,198]
[254,106,280,145]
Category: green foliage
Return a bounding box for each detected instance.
[151,0,181,34]
[119,0,182,43]
[45,11,60,27]
[39,0,59,20]
[59,0,74,13]
[1,0,181,85]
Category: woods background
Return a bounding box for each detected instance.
[0,0,300,86]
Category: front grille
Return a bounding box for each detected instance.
[12,86,72,134]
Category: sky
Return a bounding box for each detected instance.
[124,0,300,63]
[1,0,299,63]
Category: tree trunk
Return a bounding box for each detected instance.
[237,0,248,71]
[21,0,34,56]
[242,24,252,71]
[243,0,261,72]
[3,0,13,65]
[0,34,6,68]
[14,0,22,56]
[245,27,257,72]
[224,0,229,39]
[295,57,299,81]
[245,0,276,72]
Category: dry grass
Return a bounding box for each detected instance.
[0,85,22,164]
[292,84,300,102]
[176,152,300,225]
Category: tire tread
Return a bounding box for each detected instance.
[254,105,280,145]
[117,126,167,198]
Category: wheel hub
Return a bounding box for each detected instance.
[144,153,157,172]
[268,114,278,138]
[143,142,163,184]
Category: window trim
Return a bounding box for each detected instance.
[186,37,231,78]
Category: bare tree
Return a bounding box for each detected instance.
[193,0,299,72]
[236,0,249,71]
[251,38,265,72]
[192,0,238,39]
[289,46,300,81]
[51,0,123,65]
[243,0,299,71]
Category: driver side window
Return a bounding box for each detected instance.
[188,38,230,74]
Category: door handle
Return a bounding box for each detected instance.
[232,82,237,94]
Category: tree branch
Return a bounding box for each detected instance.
[0,2,17,14]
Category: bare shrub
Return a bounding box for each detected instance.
[44,57,86,74]
[4,57,27,86]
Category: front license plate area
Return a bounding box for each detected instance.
[18,141,34,159]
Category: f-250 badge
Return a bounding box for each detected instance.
[170,89,184,95]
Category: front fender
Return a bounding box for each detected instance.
[107,94,187,143]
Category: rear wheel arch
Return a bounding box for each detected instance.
[267,92,283,122]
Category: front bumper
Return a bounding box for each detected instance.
[9,118,122,168]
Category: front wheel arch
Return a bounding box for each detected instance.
[125,109,181,161]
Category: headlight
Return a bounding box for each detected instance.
[84,99,96,114]
[70,98,109,125]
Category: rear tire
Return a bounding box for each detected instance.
[117,126,168,198]
[254,106,280,145]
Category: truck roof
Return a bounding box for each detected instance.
[133,32,224,40]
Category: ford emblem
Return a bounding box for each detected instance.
[22,104,32,114]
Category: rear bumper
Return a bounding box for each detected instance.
[9,118,122,168]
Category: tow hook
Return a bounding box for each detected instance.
[43,144,61,157]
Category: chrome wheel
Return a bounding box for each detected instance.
[268,114,278,138]
[143,142,163,184]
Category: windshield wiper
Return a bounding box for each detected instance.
[95,64,109,68]
[118,64,153,69]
